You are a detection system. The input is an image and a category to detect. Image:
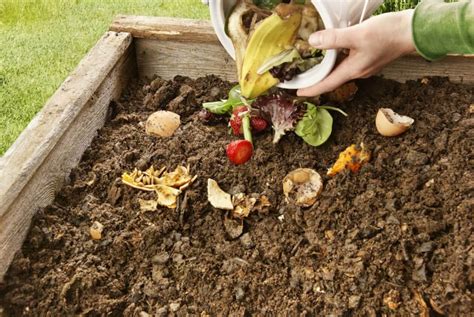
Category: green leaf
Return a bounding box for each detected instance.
[295,103,333,147]
[228,84,241,100]
[296,56,324,73]
[202,85,245,114]
[203,99,243,115]
[257,48,301,75]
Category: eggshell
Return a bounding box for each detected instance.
[376,108,414,137]
[145,111,180,137]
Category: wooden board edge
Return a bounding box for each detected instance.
[0,31,132,219]
[133,37,474,85]
[109,15,219,43]
[0,38,136,282]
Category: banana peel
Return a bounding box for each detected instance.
[240,10,302,98]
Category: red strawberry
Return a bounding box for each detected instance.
[226,140,253,165]
[251,117,268,133]
[229,106,248,135]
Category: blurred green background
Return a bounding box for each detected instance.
[0,0,421,155]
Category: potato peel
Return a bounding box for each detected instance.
[327,144,371,176]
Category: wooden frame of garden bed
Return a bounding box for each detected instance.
[0,15,473,281]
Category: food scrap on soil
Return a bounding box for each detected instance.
[138,199,158,212]
[327,143,371,176]
[3,74,473,316]
[283,168,323,207]
[145,110,181,137]
[207,179,271,218]
[375,107,414,137]
[122,165,196,209]
[203,86,347,164]
[207,178,234,210]
[252,91,302,143]
[89,221,104,240]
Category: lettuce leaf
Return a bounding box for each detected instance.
[295,103,347,146]
[202,85,244,114]
[253,92,301,143]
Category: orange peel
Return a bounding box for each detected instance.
[327,143,371,176]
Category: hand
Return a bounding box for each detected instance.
[297,10,415,97]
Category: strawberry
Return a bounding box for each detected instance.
[251,117,268,133]
[226,140,253,165]
[229,106,248,135]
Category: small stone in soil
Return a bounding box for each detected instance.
[348,295,361,308]
[156,306,168,317]
[406,150,429,166]
[223,217,244,239]
[416,241,435,253]
[240,233,255,249]
[235,287,245,301]
[172,253,184,264]
[451,112,462,122]
[169,302,180,312]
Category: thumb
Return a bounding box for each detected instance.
[308,28,355,49]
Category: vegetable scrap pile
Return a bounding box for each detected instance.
[203,85,349,165]
[229,0,325,98]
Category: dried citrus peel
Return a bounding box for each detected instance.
[327,144,371,176]
[122,165,196,209]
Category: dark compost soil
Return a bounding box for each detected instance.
[1,75,473,316]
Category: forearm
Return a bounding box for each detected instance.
[412,0,474,61]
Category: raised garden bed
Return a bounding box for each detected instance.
[0,16,473,315]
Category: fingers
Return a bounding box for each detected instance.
[297,58,356,97]
[308,27,357,49]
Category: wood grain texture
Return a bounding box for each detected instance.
[0,31,135,281]
[119,16,474,84]
[380,54,474,84]
[110,15,219,43]
[136,39,237,81]
[135,37,474,84]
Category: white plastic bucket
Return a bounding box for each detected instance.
[209,0,383,89]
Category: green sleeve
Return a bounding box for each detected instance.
[412,0,474,61]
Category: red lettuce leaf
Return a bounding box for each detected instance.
[252,92,302,143]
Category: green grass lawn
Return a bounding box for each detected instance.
[0,0,209,155]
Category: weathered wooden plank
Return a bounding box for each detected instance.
[134,36,474,84]
[381,54,474,84]
[0,31,135,281]
[136,39,237,81]
[110,15,219,43]
[115,16,474,84]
